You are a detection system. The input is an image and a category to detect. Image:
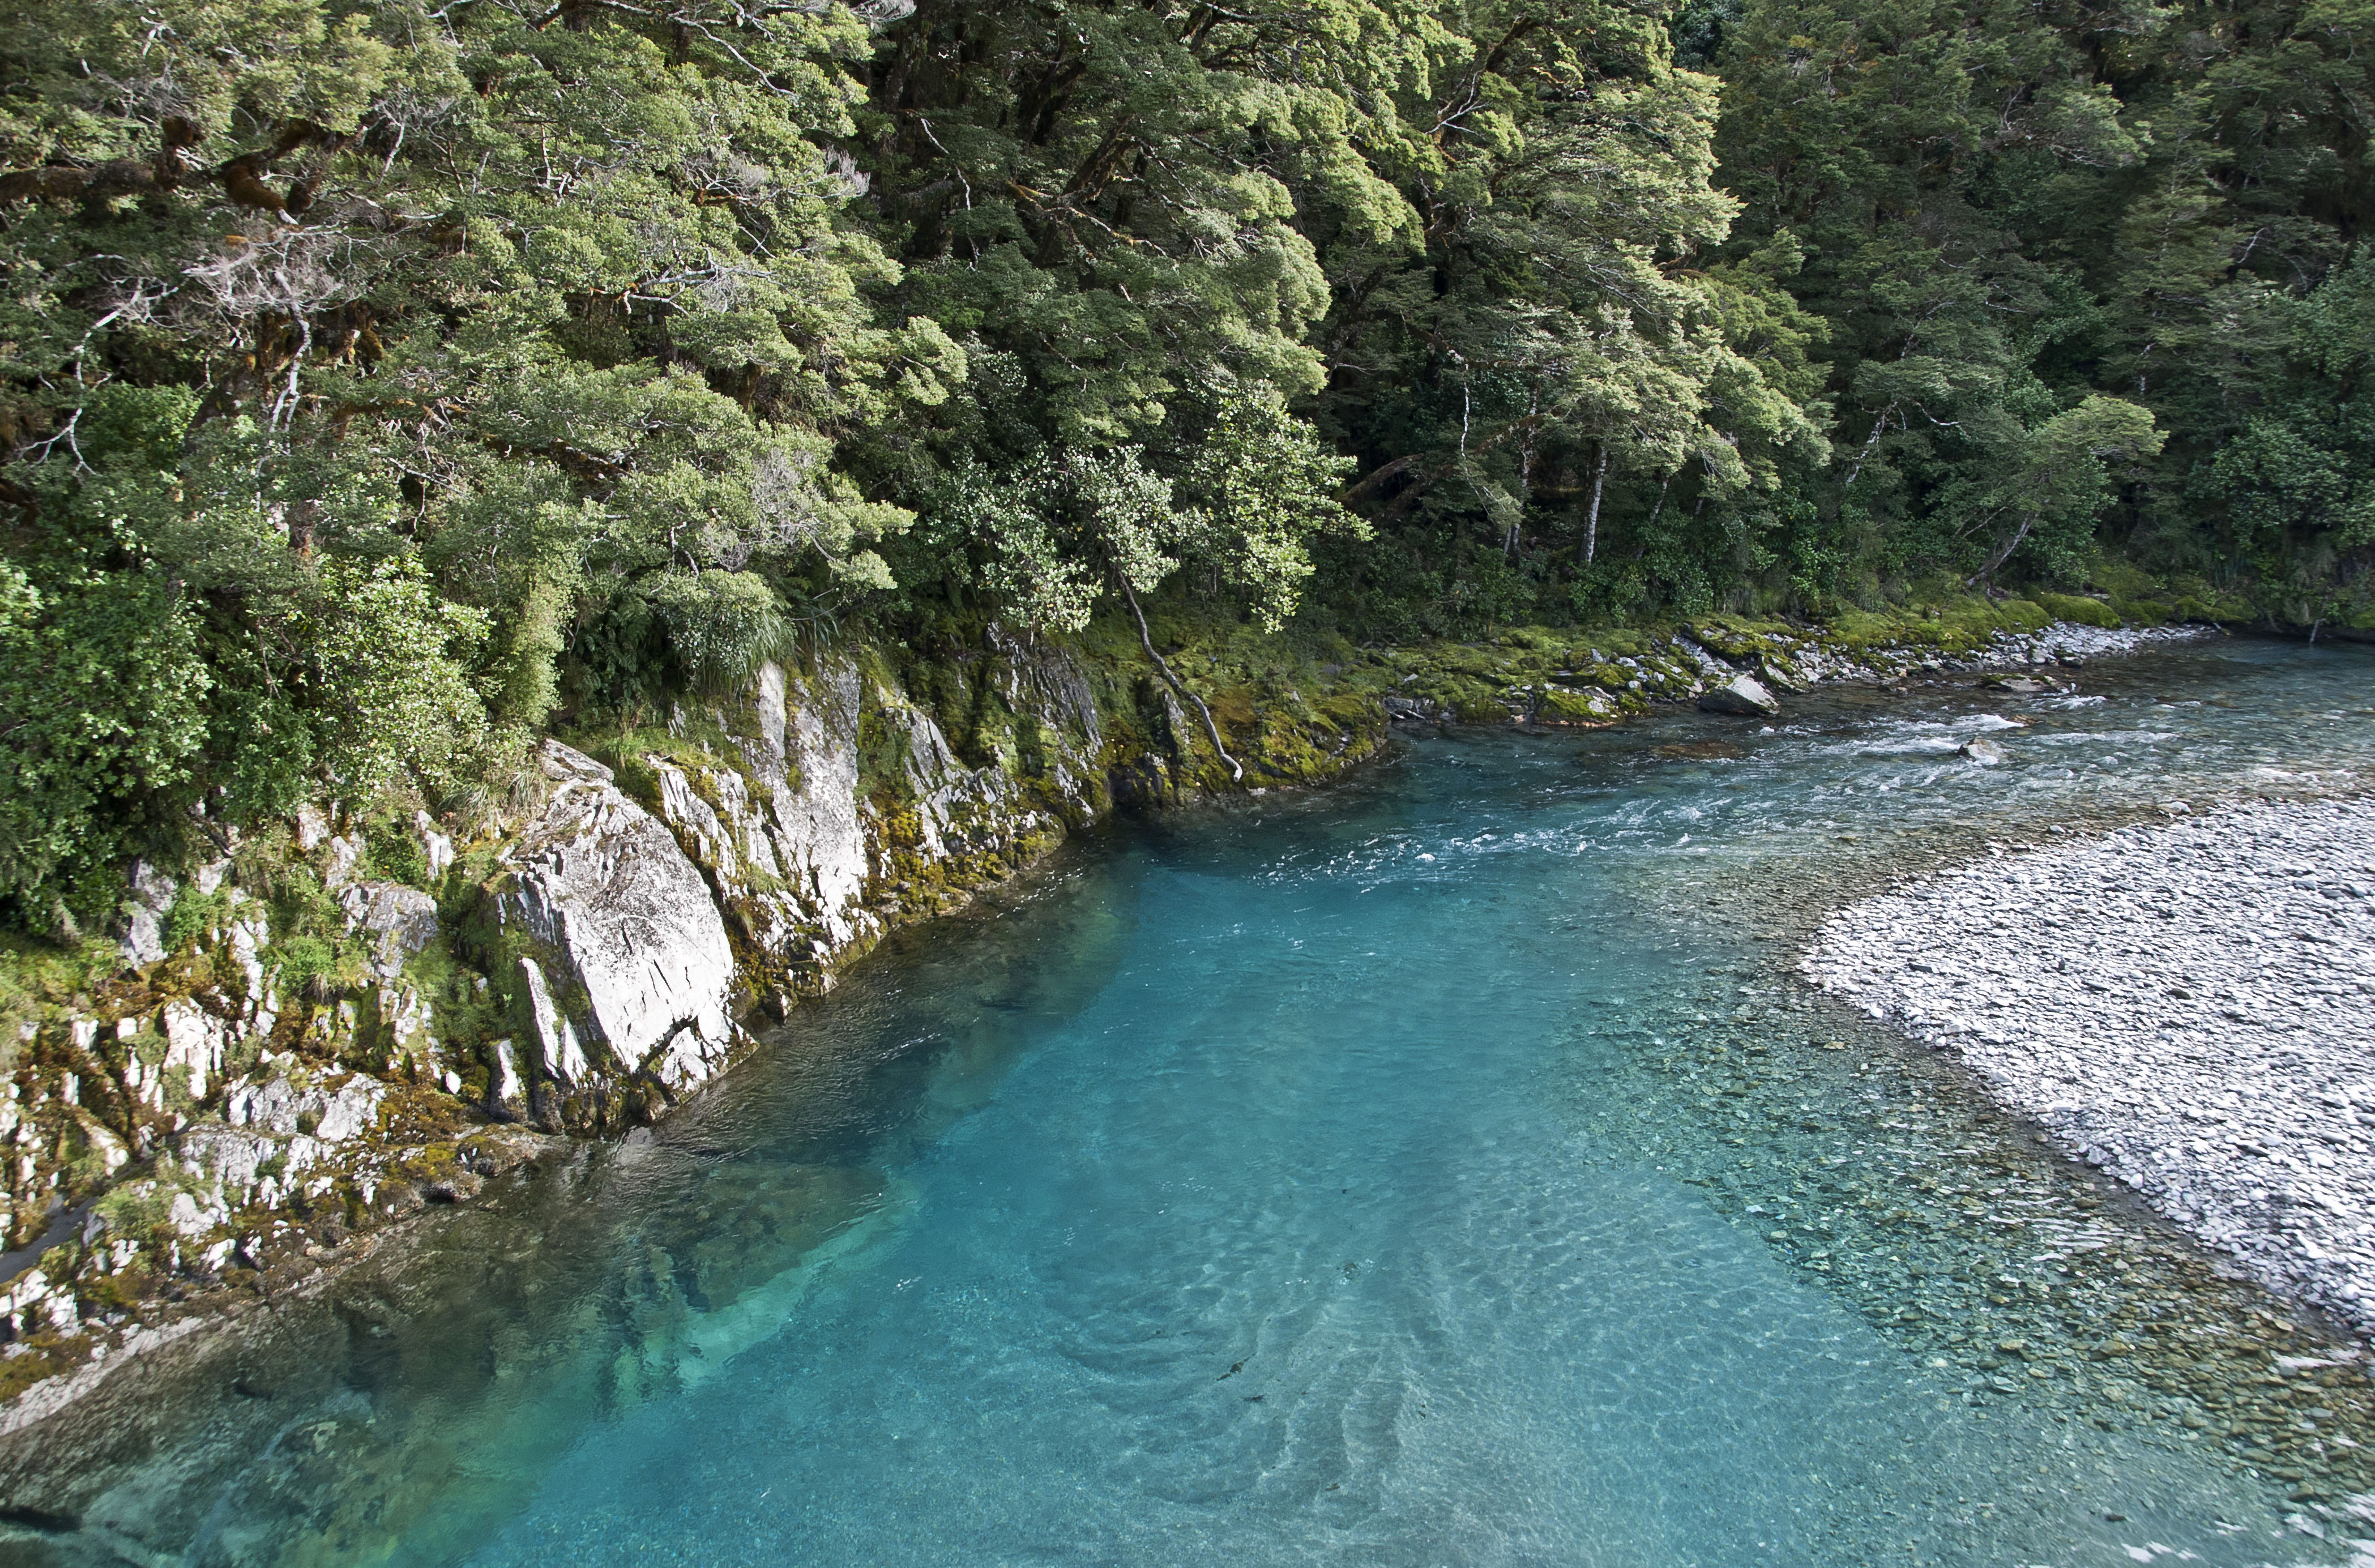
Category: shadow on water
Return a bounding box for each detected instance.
[0,833,1148,1567]
[1,635,2372,1567]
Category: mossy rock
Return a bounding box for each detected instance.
[1496,628,1563,651]
[1687,618,1795,662]
[1995,599,2054,634]
[2032,592,2121,629]
[1537,687,1613,724]
[1824,609,1930,651]
[1451,694,1516,723]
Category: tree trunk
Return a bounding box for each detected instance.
[1120,579,1242,783]
[1966,510,2037,588]
[1579,445,1609,566]
[1509,384,1539,562]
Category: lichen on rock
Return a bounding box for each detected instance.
[493,740,745,1120]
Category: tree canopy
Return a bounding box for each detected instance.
[1,0,2368,926]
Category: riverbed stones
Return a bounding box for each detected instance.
[1805,798,2375,1332]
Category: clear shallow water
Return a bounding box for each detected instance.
[9,636,2375,1567]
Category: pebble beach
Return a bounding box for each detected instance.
[1806,797,2375,1332]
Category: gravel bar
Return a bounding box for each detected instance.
[1805,798,2375,1331]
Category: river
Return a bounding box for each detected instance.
[9,634,2375,1566]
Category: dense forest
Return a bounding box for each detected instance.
[1,0,2369,931]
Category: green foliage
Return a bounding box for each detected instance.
[0,0,932,918]
[0,554,211,930]
[3,0,2368,943]
[1171,392,1366,633]
[1700,0,2374,609]
[647,569,794,689]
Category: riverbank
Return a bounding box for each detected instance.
[5,636,2375,1564]
[0,601,2223,1413]
[1806,797,2375,1334]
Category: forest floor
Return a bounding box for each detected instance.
[1806,797,2375,1334]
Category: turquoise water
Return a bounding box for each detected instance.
[11,636,2375,1566]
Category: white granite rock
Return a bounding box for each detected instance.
[118,861,177,967]
[338,881,439,979]
[499,740,741,1093]
[1699,672,1780,717]
[415,809,455,878]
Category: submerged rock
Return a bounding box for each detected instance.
[1698,673,1780,717]
[1959,738,2007,765]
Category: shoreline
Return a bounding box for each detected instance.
[0,615,2232,1423]
[1805,796,2375,1336]
[0,626,2368,1554]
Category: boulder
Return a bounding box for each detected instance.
[1960,738,2007,765]
[644,643,1098,992]
[161,999,228,1100]
[1698,673,1780,717]
[498,741,741,1095]
[225,1072,386,1143]
[639,656,877,975]
[338,881,440,978]
[518,956,591,1090]
[485,1037,527,1119]
[415,810,455,878]
[1536,686,1614,725]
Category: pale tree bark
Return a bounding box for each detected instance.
[1579,444,1609,566]
[1966,511,2036,589]
[1508,383,1538,561]
[1120,579,1241,783]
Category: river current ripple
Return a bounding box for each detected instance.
[10,635,2375,1567]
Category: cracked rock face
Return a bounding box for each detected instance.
[646,656,878,976]
[644,646,1102,997]
[499,741,741,1097]
[337,882,439,979]
[1805,798,2375,1330]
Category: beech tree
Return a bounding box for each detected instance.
[0,0,934,924]
[7,0,2367,931]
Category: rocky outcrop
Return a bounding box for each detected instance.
[644,654,875,976]
[338,882,439,979]
[494,741,744,1127]
[640,636,1118,1003]
[0,619,1376,1399]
